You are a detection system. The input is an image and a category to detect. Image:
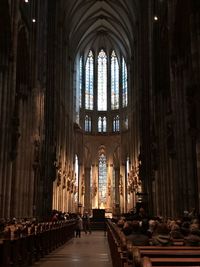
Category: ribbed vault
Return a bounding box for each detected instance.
[62,0,139,60]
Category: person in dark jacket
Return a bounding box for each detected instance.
[126,220,149,246]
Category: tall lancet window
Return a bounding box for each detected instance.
[79,56,83,108]
[74,154,79,203]
[98,116,107,132]
[103,116,107,132]
[85,115,91,132]
[85,50,94,110]
[113,115,120,132]
[98,49,107,111]
[122,57,128,107]
[98,153,107,207]
[111,51,119,110]
[126,156,130,204]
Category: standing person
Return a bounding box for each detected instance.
[82,212,91,234]
[75,215,83,238]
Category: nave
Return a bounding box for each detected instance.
[35,231,112,267]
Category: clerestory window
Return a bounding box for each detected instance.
[98,49,107,111]
[85,51,94,110]
[78,49,128,133]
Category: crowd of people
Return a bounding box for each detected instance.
[1,207,200,246]
[113,207,200,246]
[50,210,92,238]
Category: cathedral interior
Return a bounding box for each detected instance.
[0,0,200,221]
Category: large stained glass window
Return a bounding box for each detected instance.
[111,51,119,110]
[98,116,107,132]
[85,115,91,132]
[122,57,128,107]
[79,56,83,108]
[98,50,107,111]
[78,49,129,133]
[98,153,107,206]
[85,51,94,110]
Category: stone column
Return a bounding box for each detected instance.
[84,167,91,212]
[0,0,20,218]
[196,143,200,212]
[114,167,120,215]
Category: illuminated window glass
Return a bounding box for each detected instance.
[79,56,83,108]
[116,115,120,131]
[85,51,94,110]
[103,116,106,132]
[74,155,79,202]
[113,115,120,132]
[98,116,107,132]
[126,156,130,204]
[111,51,119,110]
[98,117,102,132]
[85,115,91,132]
[122,57,128,107]
[90,166,93,207]
[98,153,107,206]
[98,49,107,111]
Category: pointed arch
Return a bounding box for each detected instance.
[111,50,119,110]
[97,49,107,111]
[122,57,128,107]
[85,50,94,110]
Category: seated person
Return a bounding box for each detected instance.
[184,223,200,246]
[126,220,149,246]
[170,223,184,239]
[151,223,172,246]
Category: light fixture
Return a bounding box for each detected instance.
[24,0,29,2]
[154,16,158,21]
[32,18,36,23]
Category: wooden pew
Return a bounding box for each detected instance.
[142,256,200,267]
[0,220,76,267]
[0,239,11,267]
[134,246,200,267]
[107,220,129,267]
[106,221,200,267]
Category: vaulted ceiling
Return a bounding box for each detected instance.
[62,0,139,61]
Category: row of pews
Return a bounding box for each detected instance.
[0,220,76,267]
[106,219,200,267]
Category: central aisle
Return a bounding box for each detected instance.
[35,231,113,267]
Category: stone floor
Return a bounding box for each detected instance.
[35,231,113,267]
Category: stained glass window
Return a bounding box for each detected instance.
[98,153,107,206]
[74,154,79,203]
[85,51,94,110]
[98,50,107,111]
[98,116,107,132]
[103,116,107,132]
[79,49,129,133]
[113,115,120,132]
[111,51,119,110]
[98,117,102,132]
[122,57,128,107]
[79,56,83,108]
[85,115,91,132]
